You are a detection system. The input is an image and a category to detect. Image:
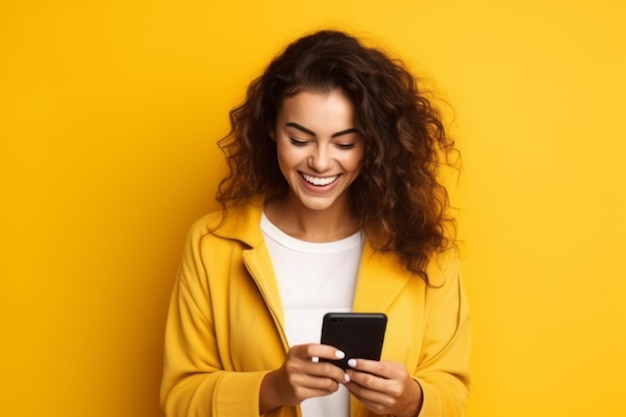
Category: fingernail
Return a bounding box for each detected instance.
[335,350,345,359]
[312,356,319,363]
[347,358,357,367]
[344,373,350,383]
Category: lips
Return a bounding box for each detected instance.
[301,173,339,186]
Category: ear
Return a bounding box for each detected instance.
[268,127,276,142]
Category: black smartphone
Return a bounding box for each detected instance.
[320,312,387,370]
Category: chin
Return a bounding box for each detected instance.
[297,195,344,213]
[302,203,335,212]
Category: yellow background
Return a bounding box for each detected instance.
[1,1,625,416]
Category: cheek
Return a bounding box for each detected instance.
[276,143,301,175]
[343,150,365,173]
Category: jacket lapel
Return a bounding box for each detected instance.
[243,243,286,336]
[352,241,410,313]
[213,201,290,350]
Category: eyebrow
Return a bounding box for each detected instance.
[285,122,359,138]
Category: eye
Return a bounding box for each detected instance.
[336,143,356,150]
[289,137,309,147]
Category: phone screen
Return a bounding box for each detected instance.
[320,312,387,370]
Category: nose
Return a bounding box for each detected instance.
[308,144,332,172]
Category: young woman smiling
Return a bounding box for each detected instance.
[161,30,471,417]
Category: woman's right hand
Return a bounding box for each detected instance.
[259,344,348,414]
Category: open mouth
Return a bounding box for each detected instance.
[301,173,338,186]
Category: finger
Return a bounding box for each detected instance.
[345,376,422,417]
[345,382,394,412]
[317,362,352,386]
[291,344,346,362]
[345,367,388,393]
[346,360,410,395]
[302,360,349,383]
[346,358,402,379]
[286,345,349,385]
[289,371,343,394]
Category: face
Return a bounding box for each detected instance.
[274,89,364,214]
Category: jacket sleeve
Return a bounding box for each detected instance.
[414,251,471,417]
[159,223,270,417]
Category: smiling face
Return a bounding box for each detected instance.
[274,89,364,216]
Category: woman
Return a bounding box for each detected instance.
[161,30,470,417]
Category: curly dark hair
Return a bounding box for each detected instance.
[217,30,458,281]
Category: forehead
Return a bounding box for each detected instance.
[278,89,355,130]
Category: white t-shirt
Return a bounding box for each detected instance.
[261,212,363,417]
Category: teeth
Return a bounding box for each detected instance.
[302,174,338,186]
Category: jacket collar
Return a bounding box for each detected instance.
[215,199,417,314]
[211,198,266,248]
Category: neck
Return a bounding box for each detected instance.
[264,194,360,243]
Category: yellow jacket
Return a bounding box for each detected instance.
[161,202,471,417]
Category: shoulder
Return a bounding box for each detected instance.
[362,242,460,288]
[425,247,461,288]
[187,200,265,248]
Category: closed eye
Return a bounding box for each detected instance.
[289,137,309,147]
[336,143,356,150]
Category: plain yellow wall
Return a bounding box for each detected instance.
[1,1,625,416]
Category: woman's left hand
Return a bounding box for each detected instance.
[345,359,423,417]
